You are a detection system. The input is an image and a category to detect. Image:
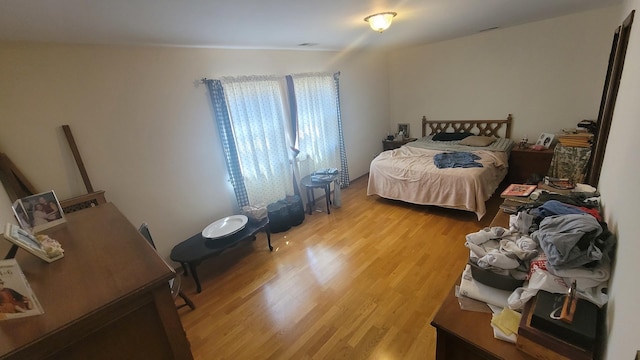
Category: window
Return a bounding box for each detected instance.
[205,72,348,208]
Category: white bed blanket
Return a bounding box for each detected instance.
[367,145,508,220]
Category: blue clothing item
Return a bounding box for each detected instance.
[433,152,483,169]
[532,213,603,269]
[531,200,586,219]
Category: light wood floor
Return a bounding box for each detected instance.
[178,176,504,359]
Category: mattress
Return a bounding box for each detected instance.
[367,138,512,220]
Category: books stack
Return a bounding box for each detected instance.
[499,198,527,214]
[500,184,537,199]
[499,184,537,213]
[557,132,593,148]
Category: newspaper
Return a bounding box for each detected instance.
[0,259,44,320]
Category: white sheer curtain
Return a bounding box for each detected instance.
[291,73,342,178]
[221,76,293,205]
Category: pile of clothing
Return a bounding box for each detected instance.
[465,226,537,281]
[464,188,615,311]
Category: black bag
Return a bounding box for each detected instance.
[267,201,291,233]
[285,195,305,226]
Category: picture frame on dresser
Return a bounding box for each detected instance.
[397,123,410,138]
[535,133,555,149]
[12,190,66,234]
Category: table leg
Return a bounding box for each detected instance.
[4,244,19,260]
[266,224,272,251]
[307,188,314,215]
[188,262,202,293]
[325,184,331,214]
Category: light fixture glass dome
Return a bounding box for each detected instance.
[364,12,397,33]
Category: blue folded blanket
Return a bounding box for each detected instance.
[434,152,483,169]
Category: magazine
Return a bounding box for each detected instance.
[11,190,66,234]
[3,223,64,263]
[500,184,537,198]
[0,258,44,320]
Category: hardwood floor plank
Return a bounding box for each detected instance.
[179,176,504,359]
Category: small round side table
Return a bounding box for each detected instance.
[299,174,338,215]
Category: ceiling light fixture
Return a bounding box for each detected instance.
[364,12,397,33]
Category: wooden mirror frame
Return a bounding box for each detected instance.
[587,10,635,187]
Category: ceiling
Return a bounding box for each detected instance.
[0,0,623,51]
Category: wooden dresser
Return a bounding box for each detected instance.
[430,211,536,360]
[0,203,192,359]
[508,145,555,183]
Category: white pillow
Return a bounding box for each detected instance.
[459,136,496,147]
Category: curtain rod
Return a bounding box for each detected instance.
[200,72,339,83]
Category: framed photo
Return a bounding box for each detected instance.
[11,201,32,234]
[397,123,410,138]
[535,133,555,149]
[3,223,64,263]
[12,190,66,234]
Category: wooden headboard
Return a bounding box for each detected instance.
[421,114,513,138]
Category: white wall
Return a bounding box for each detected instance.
[388,6,621,141]
[599,3,640,359]
[0,44,389,260]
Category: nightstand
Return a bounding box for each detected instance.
[382,138,417,151]
[508,145,555,183]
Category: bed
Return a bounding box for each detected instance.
[367,115,514,220]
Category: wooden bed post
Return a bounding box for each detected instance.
[422,116,428,138]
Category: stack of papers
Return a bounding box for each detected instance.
[315,168,339,175]
[557,133,593,148]
[457,264,521,343]
[311,174,334,182]
[491,307,521,343]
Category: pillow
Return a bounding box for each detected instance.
[459,135,496,147]
[432,132,474,141]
